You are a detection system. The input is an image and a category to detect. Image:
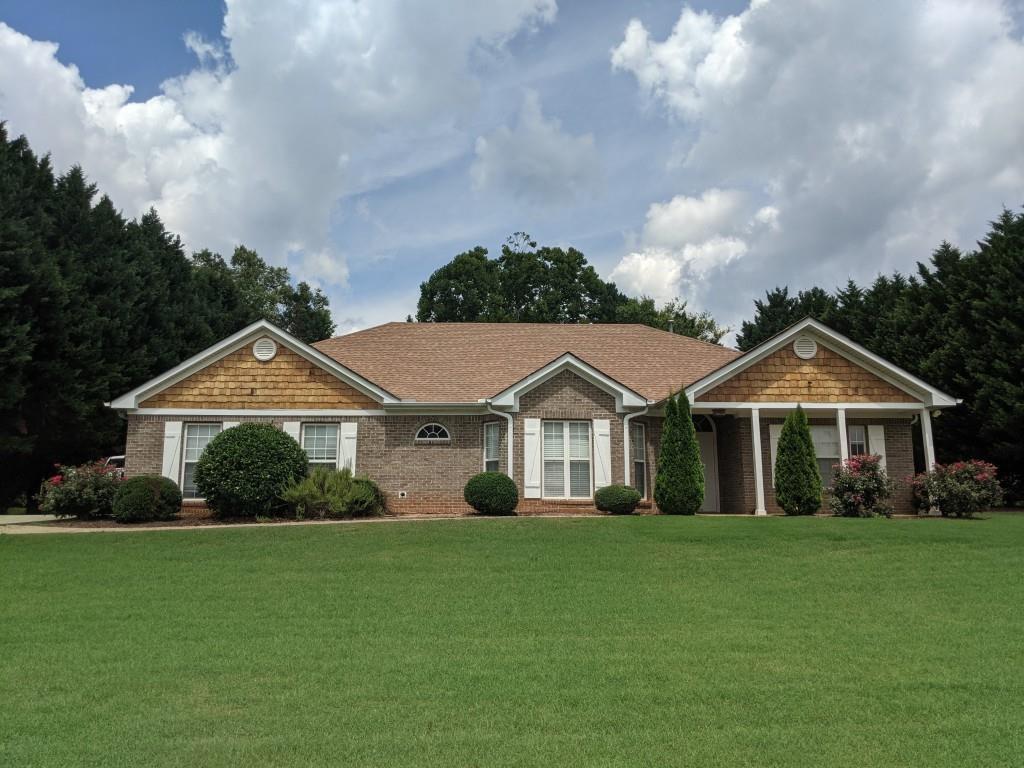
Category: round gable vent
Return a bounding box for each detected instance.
[252,337,278,362]
[793,335,818,360]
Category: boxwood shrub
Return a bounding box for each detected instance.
[194,423,308,517]
[464,472,518,516]
[594,484,642,515]
[113,475,182,523]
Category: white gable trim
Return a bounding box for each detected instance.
[108,320,398,409]
[685,318,959,408]
[488,353,648,413]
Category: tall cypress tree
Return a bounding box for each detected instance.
[654,390,705,515]
[774,406,822,515]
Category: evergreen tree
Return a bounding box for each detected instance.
[736,287,838,350]
[614,296,728,343]
[654,390,705,515]
[774,406,822,515]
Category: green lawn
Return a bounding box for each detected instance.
[2,515,1022,767]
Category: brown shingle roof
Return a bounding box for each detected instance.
[313,323,740,403]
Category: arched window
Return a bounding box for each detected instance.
[693,415,714,432]
[415,423,451,443]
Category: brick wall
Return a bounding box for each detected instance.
[748,415,915,515]
[512,370,622,507]
[124,413,503,516]
[715,416,754,513]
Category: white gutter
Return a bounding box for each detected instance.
[622,405,649,486]
[485,402,514,480]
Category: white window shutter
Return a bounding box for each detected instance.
[162,421,183,482]
[283,421,301,443]
[223,421,239,430]
[868,425,887,470]
[339,422,358,472]
[523,418,541,498]
[592,419,611,490]
[768,423,783,483]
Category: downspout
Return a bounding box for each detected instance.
[622,405,649,486]
[485,402,514,480]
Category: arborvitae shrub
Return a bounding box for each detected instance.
[774,406,822,515]
[654,391,705,515]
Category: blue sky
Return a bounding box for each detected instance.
[1,0,1022,339]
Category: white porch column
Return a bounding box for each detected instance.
[920,407,937,471]
[751,408,767,516]
[836,408,849,464]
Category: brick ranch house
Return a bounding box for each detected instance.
[109,318,958,515]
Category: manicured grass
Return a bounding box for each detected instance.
[2,515,1022,766]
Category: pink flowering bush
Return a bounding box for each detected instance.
[829,454,894,518]
[37,461,123,519]
[910,461,1003,518]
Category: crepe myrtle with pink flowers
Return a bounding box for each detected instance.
[911,460,1003,518]
[830,454,894,518]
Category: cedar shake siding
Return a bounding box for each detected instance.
[140,346,376,409]
[697,345,918,403]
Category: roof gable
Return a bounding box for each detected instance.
[110,320,397,410]
[489,353,647,412]
[686,318,958,407]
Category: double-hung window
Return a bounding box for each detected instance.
[809,425,841,487]
[182,423,221,499]
[542,421,591,499]
[483,422,500,472]
[847,425,867,456]
[302,423,340,471]
[630,422,647,498]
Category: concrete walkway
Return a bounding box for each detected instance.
[0,512,611,535]
[0,514,58,526]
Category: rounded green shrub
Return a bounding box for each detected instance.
[194,423,307,517]
[464,472,518,516]
[344,477,386,518]
[594,484,642,515]
[113,475,182,523]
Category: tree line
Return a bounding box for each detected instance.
[0,124,333,508]
[2,122,1020,506]
[417,217,1023,500]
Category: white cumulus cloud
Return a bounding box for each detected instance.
[0,0,558,293]
[610,0,1024,325]
[471,89,600,205]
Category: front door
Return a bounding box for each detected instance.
[697,431,720,512]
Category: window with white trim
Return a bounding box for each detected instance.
[483,422,500,472]
[810,425,841,487]
[415,423,450,443]
[848,425,867,456]
[542,421,591,499]
[630,422,647,498]
[182,423,221,499]
[302,423,340,470]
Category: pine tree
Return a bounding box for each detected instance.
[774,406,822,515]
[654,390,705,515]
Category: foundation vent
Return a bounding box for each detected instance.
[252,337,278,362]
[793,335,818,360]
